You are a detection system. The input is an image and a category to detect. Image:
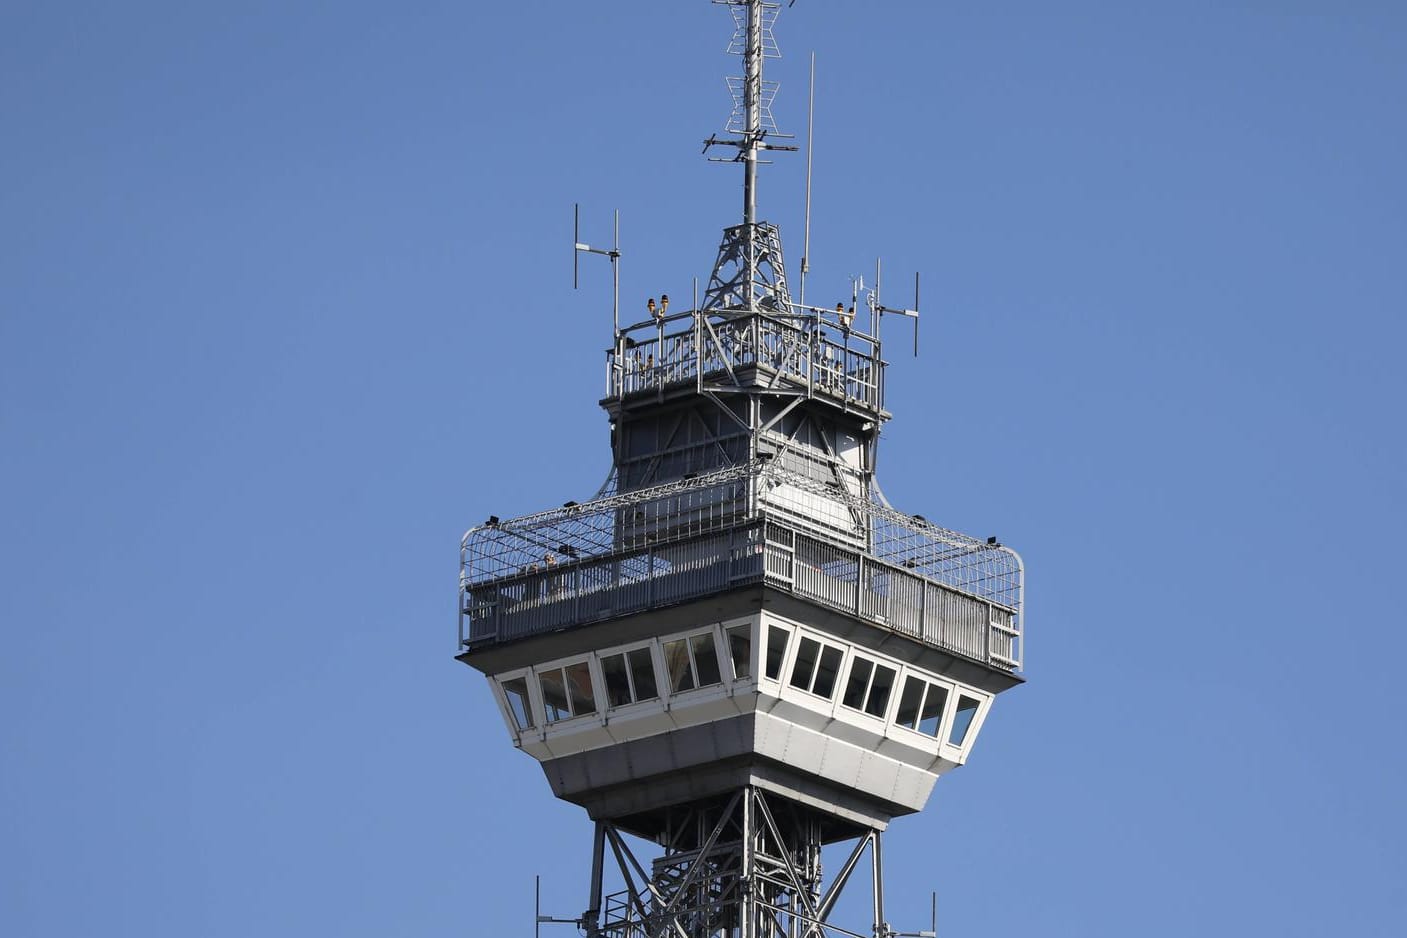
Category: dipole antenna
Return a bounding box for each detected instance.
[869,257,922,357]
[574,204,621,336]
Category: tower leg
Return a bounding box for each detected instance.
[585,788,886,938]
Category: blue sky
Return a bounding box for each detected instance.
[3,2,1405,935]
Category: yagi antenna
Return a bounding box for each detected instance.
[573,204,621,336]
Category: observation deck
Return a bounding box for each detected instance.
[459,460,1022,675]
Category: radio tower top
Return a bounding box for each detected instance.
[458,4,1026,936]
[702,0,797,315]
[705,0,793,229]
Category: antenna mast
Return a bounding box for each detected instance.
[741,0,763,227]
[800,51,815,305]
[704,0,796,313]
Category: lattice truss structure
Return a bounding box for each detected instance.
[460,459,1022,616]
[584,788,899,938]
[702,223,792,314]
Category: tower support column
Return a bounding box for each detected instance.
[578,788,889,938]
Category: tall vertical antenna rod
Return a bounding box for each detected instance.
[799,50,815,305]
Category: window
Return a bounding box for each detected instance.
[501,677,534,730]
[664,631,724,694]
[726,624,751,680]
[894,675,951,738]
[540,668,571,722]
[629,647,658,699]
[841,655,897,719]
[813,645,843,699]
[788,636,845,701]
[949,695,981,746]
[789,637,820,690]
[918,683,948,737]
[692,633,722,686]
[538,661,597,723]
[664,639,695,693]
[600,647,660,708]
[866,665,896,718]
[895,676,924,730]
[764,625,790,680]
[843,657,872,709]
[602,653,632,707]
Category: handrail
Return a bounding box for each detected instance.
[460,518,1021,671]
[604,310,884,410]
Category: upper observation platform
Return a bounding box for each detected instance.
[459,460,1023,676]
[603,304,886,418]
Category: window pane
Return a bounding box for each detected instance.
[664,639,696,693]
[813,645,843,699]
[565,661,596,716]
[866,665,896,719]
[764,626,790,680]
[628,647,658,701]
[918,683,948,737]
[949,695,981,746]
[895,675,924,729]
[727,625,751,679]
[842,657,873,710]
[502,677,534,729]
[790,637,820,691]
[691,633,722,687]
[601,654,632,707]
[540,668,570,723]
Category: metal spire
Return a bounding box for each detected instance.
[741,0,763,227]
[703,0,796,314]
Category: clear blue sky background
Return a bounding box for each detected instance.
[4,2,1405,935]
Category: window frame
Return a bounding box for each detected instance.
[724,621,755,682]
[944,691,988,750]
[762,622,793,683]
[661,627,727,696]
[533,656,601,725]
[493,668,540,734]
[597,640,663,710]
[839,652,898,721]
[891,672,957,741]
[786,633,847,702]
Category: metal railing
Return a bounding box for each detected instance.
[461,519,1020,672]
[605,311,884,411]
[461,461,1023,670]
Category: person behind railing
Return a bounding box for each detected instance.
[544,551,562,596]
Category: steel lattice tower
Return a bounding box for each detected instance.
[458,4,1025,936]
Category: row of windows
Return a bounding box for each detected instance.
[496,619,985,749]
[763,623,984,747]
[499,624,751,731]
